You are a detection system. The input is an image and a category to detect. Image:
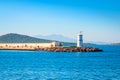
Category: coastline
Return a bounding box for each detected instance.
[0,47,103,52]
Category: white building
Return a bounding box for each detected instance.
[77,32,83,47]
[0,41,61,50]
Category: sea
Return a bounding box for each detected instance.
[0,45,120,80]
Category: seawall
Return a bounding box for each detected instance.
[35,47,103,52]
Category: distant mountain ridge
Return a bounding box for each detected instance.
[111,43,120,45]
[35,34,76,43]
[0,33,113,45]
[86,41,111,45]
[0,33,52,43]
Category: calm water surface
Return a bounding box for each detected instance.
[0,45,120,80]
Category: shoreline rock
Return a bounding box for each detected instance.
[35,47,103,52]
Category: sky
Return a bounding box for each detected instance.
[0,0,120,43]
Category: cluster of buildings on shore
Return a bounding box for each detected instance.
[0,42,60,50]
[0,33,83,50]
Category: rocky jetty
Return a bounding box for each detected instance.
[35,47,103,52]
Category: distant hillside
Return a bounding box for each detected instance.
[112,43,120,45]
[35,34,76,43]
[0,33,105,46]
[0,33,52,43]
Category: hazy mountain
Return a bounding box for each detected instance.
[86,41,111,45]
[111,43,120,45]
[34,34,76,43]
[0,33,112,46]
[0,33,52,43]
[34,34,112,45]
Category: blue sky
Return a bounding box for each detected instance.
[0,0,120,43]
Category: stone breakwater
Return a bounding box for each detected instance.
[35,47,103,52]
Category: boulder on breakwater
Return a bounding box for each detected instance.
[35,47,103,52]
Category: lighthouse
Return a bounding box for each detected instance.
[77,32,83,47]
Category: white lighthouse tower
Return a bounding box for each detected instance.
[77,31,83,47]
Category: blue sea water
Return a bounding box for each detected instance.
[0,45,120,80]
